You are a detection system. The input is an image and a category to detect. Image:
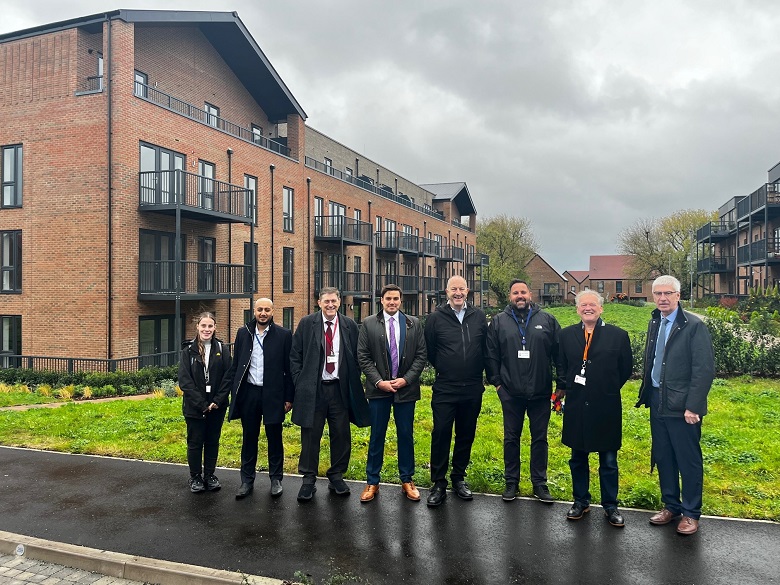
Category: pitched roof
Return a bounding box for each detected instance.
[420,182,477,216]
[564,270,590,283]
[524,254,568,282]
[0,9,306,122]
[588,255,635,280]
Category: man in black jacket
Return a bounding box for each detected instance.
[486,279,561,503]
[424,276,487,507]
[220,298,294,499]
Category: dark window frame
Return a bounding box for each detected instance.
[1,230,22,293]
[205,102,220,128]
[282,307,294,330]
[282,247,294,292]
[2,144,23,208]
[134,70,148,97]
[0,314,21,367]
[283,186,294,232]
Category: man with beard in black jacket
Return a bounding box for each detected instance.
[424,276,488,507]
[486,279,561,503]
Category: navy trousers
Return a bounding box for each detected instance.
[498,389,551,486]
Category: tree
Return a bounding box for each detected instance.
[617,209,716,298]
[476,214,539,306]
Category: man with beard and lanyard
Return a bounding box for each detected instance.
[221,297,294,499]
[424,275,488,507]
[486,279,561,503]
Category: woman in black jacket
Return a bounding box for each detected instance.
[178,312,232,493]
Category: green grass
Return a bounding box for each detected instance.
[0,392,62,408]
[546,303,655,335]
[1,376,777,521]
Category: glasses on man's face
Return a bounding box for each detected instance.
[653,290,679,297]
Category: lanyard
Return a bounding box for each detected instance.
[581,329,594,375]
[510,308,533,348]
[254,328,267,349]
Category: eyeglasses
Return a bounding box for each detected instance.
[652,290,679,297]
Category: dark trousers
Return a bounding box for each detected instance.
[366,397,416,484]
[239,384,284,484]
[650,389,704,519]
[298,381,351,484]
[185,410,225,478]
[430,394,483,486]
[498,389,551,485]
[569,449,619,510]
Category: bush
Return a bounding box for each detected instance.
[0,366,177,392]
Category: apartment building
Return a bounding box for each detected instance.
[696,165,780,296]
[0,9,488,363]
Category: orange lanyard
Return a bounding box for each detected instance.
[582,330,594,363]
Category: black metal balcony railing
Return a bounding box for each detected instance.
[76,75,103,94]
[736,239,780,264]
[466,251,490,266]
[375,231,420,254]
[697,256,736,273]
[468,279,491,293]
[452,219,472,232]
[737,183,780,218]
[135,82,291,158]
[376,274,419,293]
[304,157,445,221]
[139,260,250,297]
[1,351,178,372]
[696,221,736,241]
[139,170,253,223]
[439,246,465,262]
[314,271,371,294]
[421,276,443,292]
[313,215,373,244]
[419,238,441,257]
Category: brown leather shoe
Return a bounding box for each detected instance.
[360,484,379,503]
[649,508,682,525]
[676,516,699,535]
[401,481,421,501]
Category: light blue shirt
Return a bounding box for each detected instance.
[450,302,467,324]
[247,325,267,386]
[660,306,679,347]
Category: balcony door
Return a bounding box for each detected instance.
[139,230,185,293]
[198,237,216,293]
[198,160,215,210]
[140,143,184,204]
[328,201,346,237]
[139,314,183,367]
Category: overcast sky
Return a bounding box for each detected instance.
[4,0,780,272]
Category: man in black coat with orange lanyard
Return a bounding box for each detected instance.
[555,290,632,527]
[220,297,294,499]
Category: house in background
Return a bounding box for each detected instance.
[564,255,652,302]
[524,254,567,305]
[562,270,590,300]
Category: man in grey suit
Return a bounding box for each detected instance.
[290,287,370,502]
[357,284,427,503]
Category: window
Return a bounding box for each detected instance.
[198,237,216,293]
[345,167,353,179]
[354,209,361,222]
[205,103,219,128]
[615,281,623,293]
[134,70,148,97]
[354,256,362,273]
[243,308,253,325]
[0,315,21,367]
[283,307,294,330]
[324,158,332,174]
[543,283,559,295]
[139,230,185,293]
[314,251,323,291]
[139,142,185,205]
[635,281,643,294]
[1,230,22,293]
[198,160,215,210]
[597,281,604,293]
[283,247,294,292]
[314,196,324,236]
[96,53,104,90]
[2,145,23,208]
[251,124,263,145]
[244,174,257,224]
[139,315,182,367]
[329,201,346,237]
[283,186,294,232]
[244,242,257,293]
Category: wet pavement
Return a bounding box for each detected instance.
[0,446,777,585]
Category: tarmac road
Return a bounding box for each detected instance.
[0,446,777,585]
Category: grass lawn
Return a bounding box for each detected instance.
[546,303,655,335]
[1,375,777,521]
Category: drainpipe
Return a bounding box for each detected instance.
[106,14,113,361]
[226,148,233,337]
[307,177,312,314]
[270,164,275,300]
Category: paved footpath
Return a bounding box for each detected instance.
[0,446,778,585]
[0,553,146,585]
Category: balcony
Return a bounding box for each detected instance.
[697,256,735,273]
[376,231,420,255]
[135,82,291,158]
[139,170,253,224]
[304,156,445,221]
[421,276,443,293]
[737,239,780,264]
[75,75,103,95]
[466,251,490,266]
[376,274,419,295]
[313,215,372,245]
[314,271,371,296]
[696,221,736,242]
[419,238,441,257]
[452,219,473,232]
[439,246,465,262]
[736,183,780,220]
[138,260,251,300]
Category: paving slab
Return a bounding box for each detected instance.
[0,446,777,584]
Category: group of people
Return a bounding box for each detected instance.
[178,274,714,535]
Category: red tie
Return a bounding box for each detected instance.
[325,321,335,374]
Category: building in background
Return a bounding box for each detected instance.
[0,9,488,364]
[562,255,653,302]
[524,254,567,305]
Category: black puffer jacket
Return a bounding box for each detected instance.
[178,337,232,419]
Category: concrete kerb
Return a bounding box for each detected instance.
[0,530,284,585]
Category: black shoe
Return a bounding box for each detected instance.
[189,474,205,493]
[270,479,283,497]
[605,508,625,527]
[327,478,351,496]
[297,483,316,502]
[452,480,473,500]
[427,485,447,507]
[235,482,253,499]
[203,473,221,491]
[502,482,518,502]
[567,502,590,520]
[533,484,554,503]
